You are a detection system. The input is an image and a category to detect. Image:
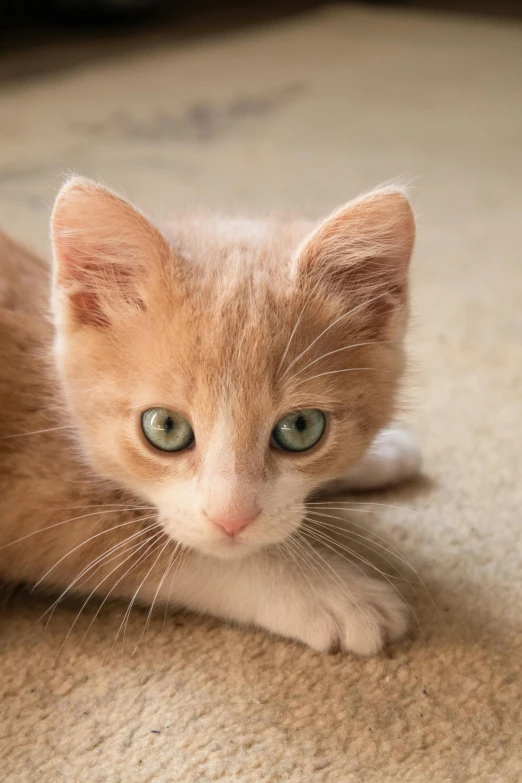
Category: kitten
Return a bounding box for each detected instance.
[0,179,420,655]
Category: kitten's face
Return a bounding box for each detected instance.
[51,180,414,559]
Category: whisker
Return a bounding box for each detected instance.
[303,504,431,592]
[0,425,75,440]
[68,523,160,592]
[305,501,421,514]
[305,511,418,577]
[59,504,155,512]
[302,519,400,580]
[63,517,161,600]
[280,538,325,598]
[27,522,159,638]
[161,544,189,631]
[31,514,158,591]
[294,367,375,386]
[307,501,462,533]
[311,514,440,616]
[276,278,322,377]
[293,341,388,377]
[77,532,168,649]
[301,505,439,612]
[303,505,420,559]
[152,547,177,635]
[71,388,101,396]
[301,521,420,627]
[304,517,417,587]
[298,524,372,584]
[132,542,181,655]
[108,538,171,660]
[280,290,391,380]
[303,506,380,515]
[292,532,350,595]
[55,531,164,657]
[1,507,156,552]
[119,539,171,655]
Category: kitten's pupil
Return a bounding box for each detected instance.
[296,415,307,432]
[142,408,194,452]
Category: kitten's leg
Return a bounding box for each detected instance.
[148,545,409,655]
[332,427,422,492]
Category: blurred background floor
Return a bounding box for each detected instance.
[1,0,522,83]
[1,3,521,782]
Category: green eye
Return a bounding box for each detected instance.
[141,408,194,452]
[272,409,326,453]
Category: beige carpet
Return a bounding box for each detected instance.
[1,4,521,781]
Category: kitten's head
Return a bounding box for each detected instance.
[51,178,414,559]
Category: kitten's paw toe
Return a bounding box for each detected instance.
[317,580,410,656]
[343,582,410,655]
[277,555,410,655]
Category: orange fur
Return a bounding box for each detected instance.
[0,180,417,654]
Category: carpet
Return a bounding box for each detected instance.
[0,4,521,781]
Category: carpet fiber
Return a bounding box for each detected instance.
[1,5,521,781]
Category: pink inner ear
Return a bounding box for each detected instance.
[56,246,146,328]
[301,189,414,265]
[68,290,109,328]
[297,190,415,285]
[295,189,415,338]
[51,178,169,329]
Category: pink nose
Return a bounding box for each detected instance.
[207,511,259,537]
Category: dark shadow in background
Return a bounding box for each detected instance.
[0,1,520,86]
[0,1,323,83]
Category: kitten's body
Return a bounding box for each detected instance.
[0,184,421,654]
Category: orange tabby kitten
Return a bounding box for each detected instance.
[0,179,420,654]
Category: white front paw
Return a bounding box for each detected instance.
[341,426,422,491]
[292,567,410,656]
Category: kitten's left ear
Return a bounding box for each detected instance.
[51,177,170,329]
[294,188,415,336]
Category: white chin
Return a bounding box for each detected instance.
[198,537,259,560]
[164,526,259,560]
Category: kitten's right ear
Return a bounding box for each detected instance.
[51,177,170,329]
[293,188,415,340]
